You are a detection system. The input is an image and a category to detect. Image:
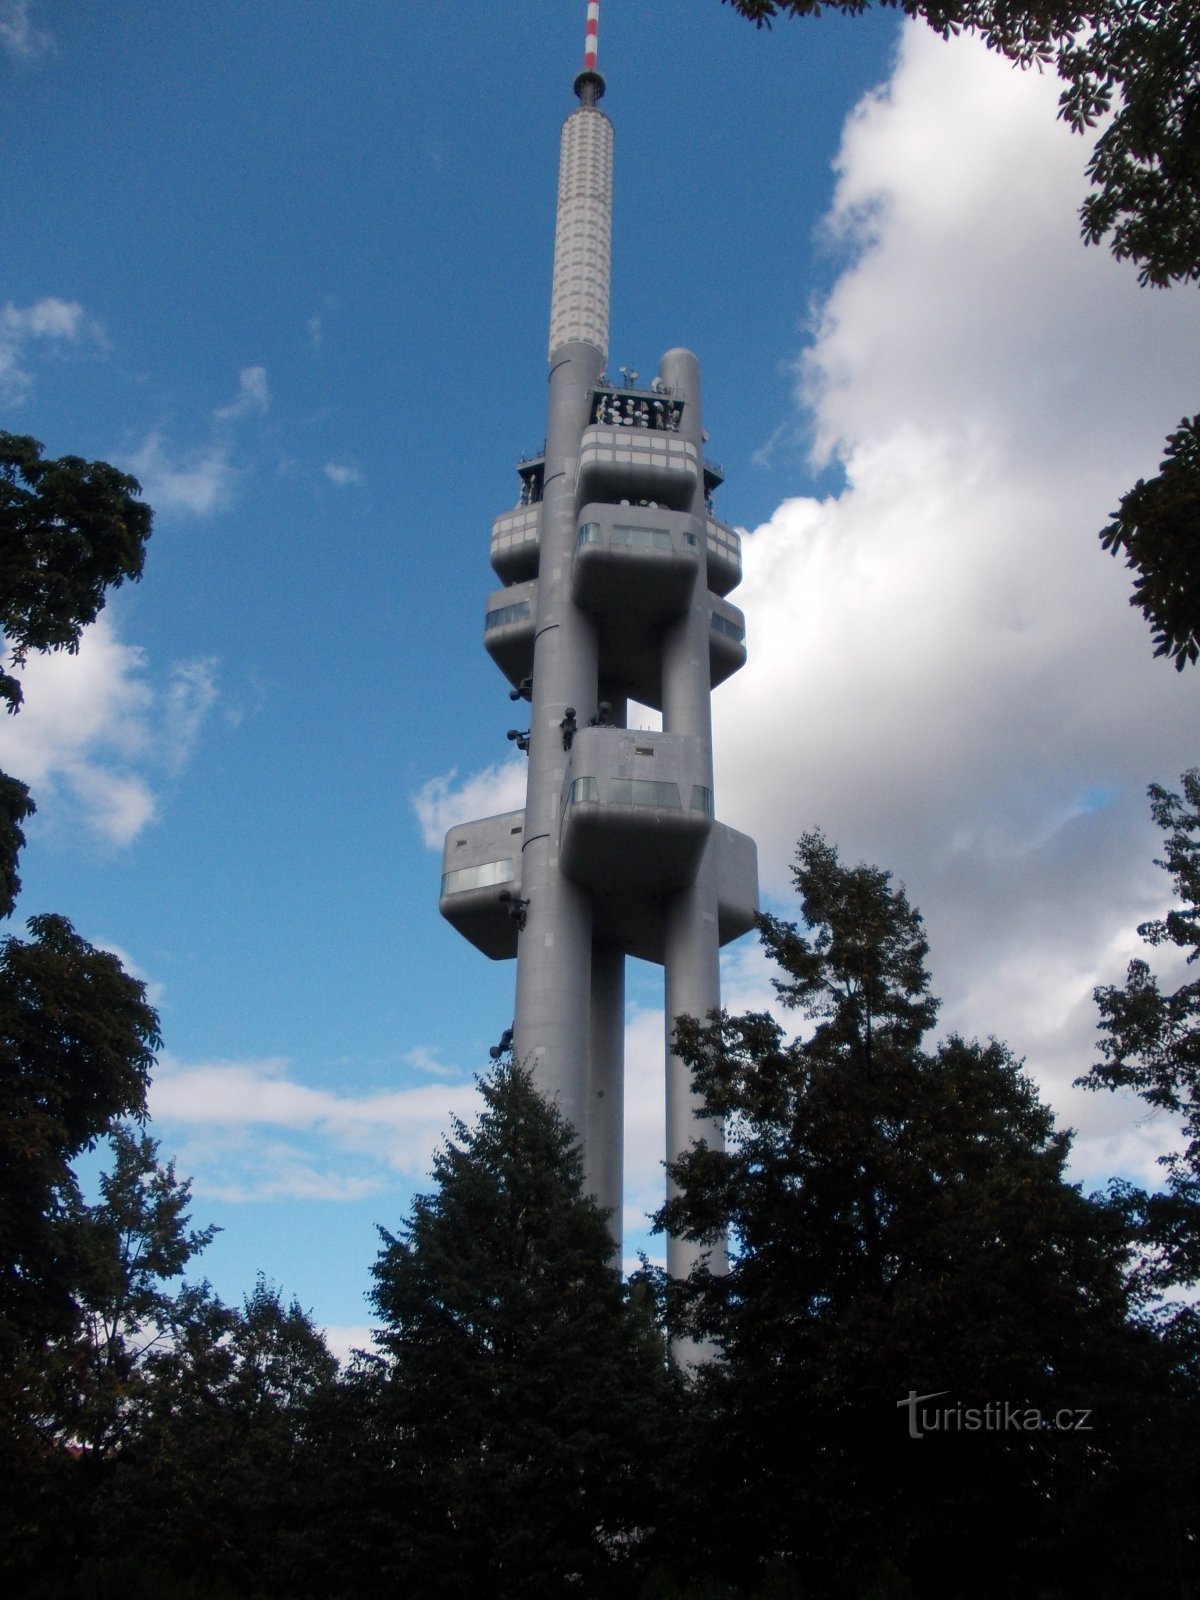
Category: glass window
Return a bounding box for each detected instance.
[690,785,714,815]
[710,611,744,643]
[576,522,601,546]
[485,600,531,630]
[608,778,681,807]
[612,524,672,552]
[568,776,599,805]
[441,858,515,896]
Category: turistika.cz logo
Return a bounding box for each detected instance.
[897,1390,1093,1440]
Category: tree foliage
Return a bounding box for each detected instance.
[366,1060,675,1599]
[0,433,152,916]
[65,1127,220,1458]
[0,914,160,1357]
[85,1276,339,1600]
[0,432,152,715]
[1081,769,1200,1289]
[658,832,1187,1596]
[1100,415,1200,670]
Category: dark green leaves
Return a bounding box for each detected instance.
[0,432,152,714]
[1100,416,1200,669]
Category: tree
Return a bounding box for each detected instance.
[64,1126,219,1459]
[0,920,160,1584]
[1081,769,1200,1288]
[658,832,1189,1597]
[1100,416,1200,670]
[0,431,152,913]
[366,1060,676,1600]
[83,1276,340,1600]
[0,916,160,1363]
[0,431,152,715]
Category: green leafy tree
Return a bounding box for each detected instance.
[1081,769,1200,1288]
[1100,416,1200,669]
[83,1277,339,1600]
[0,917,160,1369]
[0,920,160,1583]
[0,431,152,913]
[658,832,1187,1597]
[366,1060,676,1600]
[0,431,152,715]
[65,1127,219,1459]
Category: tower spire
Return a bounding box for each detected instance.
[574,0,605,105]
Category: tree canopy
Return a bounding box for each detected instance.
[1101,415,1200,669]
[1081,769,1200,1290]
[657,832,1189,1596]
[366,1059,675,1599]
[0,431,152,715]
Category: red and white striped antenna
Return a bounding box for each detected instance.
[583,0,600,73]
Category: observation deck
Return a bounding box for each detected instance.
[558,727,714,892]
[576,424,699,512]
[483,580,537,686]
[491,504,542,584]
[572,502,700,618]
[438,809,527,960]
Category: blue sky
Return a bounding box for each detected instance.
[2,1,1196,1358]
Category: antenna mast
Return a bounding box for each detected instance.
[574,0,605,104]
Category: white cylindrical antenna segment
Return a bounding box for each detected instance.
[548,91,612,360]
[584,0,600,71]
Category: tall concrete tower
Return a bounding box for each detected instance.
[439,2,757,1290]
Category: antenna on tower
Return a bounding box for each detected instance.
[574,0,605,104]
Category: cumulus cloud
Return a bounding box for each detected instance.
[148,1053,483,1201]
[712,24,1199,1186]
[0,1,51,60]
[412,760,528,849]
[0,615,218,847]
[323,460,361,487]
[0,296,91,401]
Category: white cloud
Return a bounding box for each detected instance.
[412,760,528,848]
[214,364,270,422]
[0,615,218,848]
[124,431,236,517]
[321,1323,380,1367]
[148,1054,483,1200]
[0,1,52,60]
[709,24,1199,1186]
[323,460,361,487]
[162,657,219,775]
[0,296,89,402]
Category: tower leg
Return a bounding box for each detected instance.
[663,856,726,1280]
[586,943,624,1261]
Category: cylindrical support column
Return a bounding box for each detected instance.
[513,339,602,1138]
[663,860,726,1284]
[586,943,625,1258]
[658,347,727,1359]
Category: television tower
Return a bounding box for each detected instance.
[439,1,757,1295]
